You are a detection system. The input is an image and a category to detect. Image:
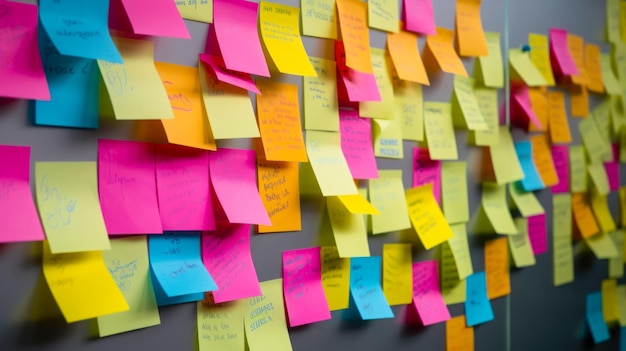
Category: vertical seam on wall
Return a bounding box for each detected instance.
[504,0,512,350]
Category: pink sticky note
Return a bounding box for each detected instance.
[282,247,331,327]
[339,110,379,179]
[404,0,436,35]
[605,144,620,192]
[209,148,271,226]
[0,2,50,100]
[98,139,163,235]
[528,214,547,255]
[109,0,190,38]
[199,54,260,94]
[202,224,261,303]
[0,145,45,243]
[549,28,579,76]
[336,41,381,102]
[155,144,215,231]
[412,147,442,204]
[213,0,269,77]
[511,86,542,131]
[411,260,450,326]
[551,144,570,194]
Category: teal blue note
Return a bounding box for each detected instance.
[465,272,494,327]
[151,270,205,307]
[38,0,122,63]
[514,141,544,192]
[620,327,626,351]
[586,292,610,344]
[346,257,394,320]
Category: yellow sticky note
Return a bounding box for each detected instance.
[468,87,499,146]
[197,300,245,351]
[509,218,536,268]
[613,42,626,81]
[42,242,128,323]
[474,32,504,88]
[547,91,572,144]
[448,223,473,279]
[336,0,372,73]
[368,0,398,32]
[369,169,412,235]
[337,194,379,215]
[259,1,316,77]
[527,87,548,132]
[579,116,613,162]
[177,1,212,23]
[440,243,467,305]
[530,134,559,187]
[423,27,468,77]
[424,102,458,160]
[306,130,357,196]
[244,279,293,351]
[487,127,525,184]
[327,196,370,257]
[406,183,454,250]
[321,246,351,310]
[257,160,301,233]
[588,162,610,195]
[455,0,488,57]
[618,285,626,326]
[601,53,622,95]
[509,49,547,86]
[485,237,510,299]
[155,62,216,151]
[609,231,624,278]
[607,0,621,43]
[569,145,588,193]
[473,182,518,235]
[567,34,587,86]
[394,80,424,141]
[303,57,339,132]
[97,236,160,337]
[199,63,260,139]
[441,161,469,224]
[98,37,173,120]
[585,43,604,93]
[528,33,555,86]
[508,183,545,217]
[301,0,337,39]
[569,86,589,118]
[35,162,110,254]
[446,316,474,350]
[602,279,620,324]
[591,188,616,233]
[573,193,600,239]
[553,194,574,286]
[452,76,488,131]
[373,117,403,159]
[593,99,611,140]
[359,48,394,119]
[610,95,626,137]
[382,243,413,305]
[387,30,429,84]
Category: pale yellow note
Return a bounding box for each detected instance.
[387,30,429,84]
[585,231,619,259]
[303,57,339,132]
[567,34,587,86]
[42,241,128,323]
[468,87,499,146]
[601,53,622,95]
[301,0,337,39]
[406,183,454,250]
[369,169,412,234]
[588,162,610,195]
[455,0,488,57]
[337,194,380,215]
[423,27,468,77]
[609,231,624,278]
[424,102,458,160]
[528,33,555,86]
[593,99,612,140]
[611,95,626,137]
[473,182,518,235]
[327,196,370,257]
[35,162,110,254]
[509,48,548,86]
[441,161,469,224]
[508,183,545,217]
[602,279,620,324]
[452,76,488,131]
[98,37,173,120]
[373,117,404,159]
[530,134,559,187]
[613,42,626,81]
[553,194,574,286]
[440,243,467,305]
[259,1,316,76]
[321,246,351,310]
[618,285,626,327]
[383,243,413,305]
[197,300,245,351]
[446,316,474,349]
[509,218,536,268]
[368,0,398,32]
[360,48,394,119]
[488,127,525,184]
[579,115,613,162]
[590,188,616,233]
[244,279,293,351]
[97,236,160,337]
[394,80,424,141]
[474,32,504,88]
[607,0,621,43]
[306,130,357,196]
[585,43,604,93]
[569,145,588,193]
[448,223,473,279]
[177,1,212,22]
[485,237,511,299]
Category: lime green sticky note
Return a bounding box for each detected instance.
[601,53,622,95]
[35,162,110,254]
[593,99,612,140]
[441,162,469,224]
[588,162,610,195]
[369,169,411,235]
[244,279,292,351]
[452,76,489,131]
[383,243,413,305]
[306,130,358,196]
[509,218,536,268]
[394,80,424,141]
[321,246,351,311]
[553,194,574,286]
[448,223,473,279]
[489,127,525,184]
[197,300,245,351]
[569,145,588,193]
[304,57,339,132]
[617,285,626,326]
[327,196,370,257]
[579,117,613,162]
[509,48,548,86]
[472,182,518,235]
[97,236,160,337]
[609,231,624,278]
[440,243,466,305]
[610,95,626,137]
[621,128,626,163]
[373,117,404,159]
[607,0,621,43]
[468,87,499,146]
[424,102,458,160]
[508,183,545,217]
[591,188,616,233]
[613,42,626,81]
[585,231,620,259]
[301,0,337,39]
[368,0,398,32]
[359,48,394,119]
[474,32,504,88]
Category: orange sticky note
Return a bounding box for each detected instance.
[423,27,468,77]
[547,91,572,143]
[528,87,548,132]
[256,81,308,162]
[572,193,600,239]
[446,315,474,351]
[336,0,372,74]
[530,134,559,187]
[570,86,589,118]
[257,159,301,233]
[387,29,430,85]
[455,0,488,57]
[155,61,216,150]
[585,44,604,93]
[485,237,510,300]
[567,34,587,86]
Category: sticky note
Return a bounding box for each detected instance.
[618,285,626,326]
[485,238,510,299]
[553,194,574,286]
[465,272,494,327]
[369,170,411,234]
[455,0,488,57]
[97,236,160,337]
[473,182,518,235]
[301,0,337,39]
[601,53,622,95]
[605,148,620,192]
[514,141,545,192]
[245,279,293,351]
[572,193,600,239]
[35,162,110,253]
[511,86,543,131]
[423,27,468,76]
[570,86,589,118]
[257,160,301,233]
[411,260,450,325]
[446,316,474,350]
[487,127,525,184]
[602,279,620,324]
[0,1,49,100]
[406,183,454,249]
[549,28,579,76]
[440,241,467,305]
[395,81,425,141]
[528,33,556,86]
[177,1,212,23]
[588,162,610,195]
[452,76,488,131]
[586,230,619,259]
[468,88,499,146]
[579,117,613,162]
[335,0,372,74]
[303,57,339,132]
[382,244,412,305]
[368,0,399,32]
[508,183,545,217]
[585,44,604,93]
[335,41,381,102]
[327,196,370,257]
[337,194,379,215]
[567,34,587,86]
[474,32,504,88]
[257,81,307,162]
[448,224,474,279]
[282,247,331,326]
[528,214,547,255]
[621,188,626,227]
[424,102,458,160]
[339,111,378,179]
[509,49,547,86]
[199,53,260,94]
[110,0,189,38]
[404,0,435,35]
[348,257,394,320]
[607,0,621,43]
[614,42,626,80]
[321,247,350,310]
[587,292,611,344]
[202,224,261,303]
[306,130,357,196]
[509,218,536,268]
[359,48,395,119]
[570,145,588,193]
[591,190,616,234]
[609,231,624,278]
[551,145,570,193]
[412,148,442,205]
[0,145,44,243]
[530,134,559,187]
[387,30,429,84]
[197,300,245,351]
[441,162,469,224]
[373,117,404,159]
[610,96,626,136]
[547,92,572,143]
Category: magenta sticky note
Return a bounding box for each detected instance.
[98,139,163,235]
[528,214,547,255]
[412,147,442,204]
[549,28,579,76]
[511,86,542,131]
[209,148,271,226]
[155,144,215,231]
[0,2,50,100]
[605,144,620,192]
[0,145,45,243]
[199,54,261,94]
[282,247,331,327]
[411,260,450,326]
[202,223,261,303]
[213,0,269,77]
[336,41,381,102]
[340,110,379,179]
[109,0,190,39]
[403,0,436,35]
[551,144,570,194]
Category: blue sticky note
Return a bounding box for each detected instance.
[38,0,122,63]
[514,141,544,192]
[586,292,610,344]
[465,272,494,327]
[150,270,204,307]
[32,28,99,129]
[620,327,626,351]
[148,232,217,298]
[347,257,394,320]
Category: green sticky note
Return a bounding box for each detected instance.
[441,161,469,224]
[452,75,488,131]
[327,196,370,257]
[553,194,574,286]
[244,279,293,351]
[569,145,588,193]
[600,53,622,95]
[585,231,620,259]
[468,87,499,146]
[369,170,411,235]
[394,80,424,141]
[509,218,536,268]
[440,243,466,305]
[424,102,458,160]
[489,127,525,184]
[620,127,626,163]
[508,183,545,217]
[472,182,518,235]
[197,300,245,351]
[609,231,624,278]
[373,117,404,159]
[610,95,626,136]
[448,223,473,279]
[509,48,548,86]
[474,32,504,88]
[359,48,394,119]
[607,0,621,43]
[588,162,610,195]
[304,57,340,132]
[593,99,612,140]
[579,117,613,162]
